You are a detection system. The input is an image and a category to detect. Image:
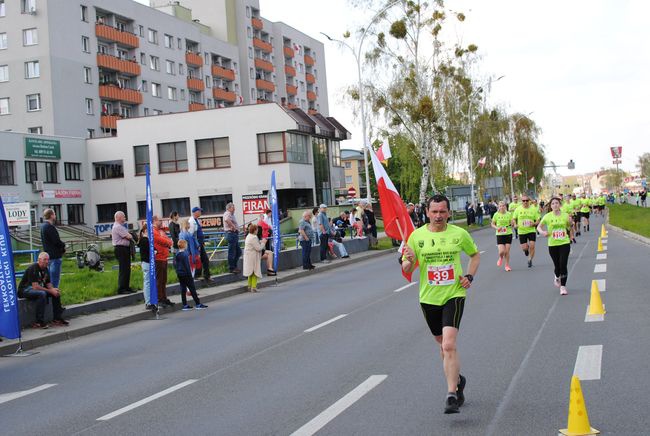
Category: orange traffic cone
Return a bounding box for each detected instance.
[588,280,605,315]
[559,376,600,435]
[597,238,604,252]
[600,224,607,238]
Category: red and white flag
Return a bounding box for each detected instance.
[293,43,301,53]
[368,145,416,282]
[376,139,392,163]
[529,176,535,184]
[477,156,487,168]
[512,170,523,177]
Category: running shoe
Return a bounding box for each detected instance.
[528,259,533,268]
[195,304,208,309]
[456,375,466,407]
[444,393,460,414]
[497,257,503,267]
[181,304,193,311]
[560,286,568,295]
[505,265,512,272]
[554,277,561,288]
[524,249,529,257]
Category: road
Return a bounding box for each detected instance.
[1,213,648,435]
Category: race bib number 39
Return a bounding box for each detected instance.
[552,230,567,239]
[427,264,455,286]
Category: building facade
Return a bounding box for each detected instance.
[341,148,367,199]
[0,0,329,138]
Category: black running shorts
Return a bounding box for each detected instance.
[420,297,465,337]
[496,234,513,245]
[581,211,590,219]
[519,232,537,244]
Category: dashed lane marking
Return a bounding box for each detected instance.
[573,345,603,380]
[596,253,607,260]
[596,279,606,292]
[304,314,348,333]
[393,282,416,293]
[594,264,607,273]
[0,384,57,405]
[584,305,605,322]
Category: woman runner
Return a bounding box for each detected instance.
[491,201,514,271]
[537,197,573,295]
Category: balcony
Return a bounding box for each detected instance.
[307,91,317,101]
[306,72,315,84]
[286,84,298,95]
[95,23,139,48]
[287,103,298,109]
[99,84,143,104]
[97,53,141,76]
[254,58,274,72]
[189,102,205,111]
[211,65,235,81]
[213,87,236,103]
[308,109,318,115]
[284,64,296,77]
[253,38,273,53]
[283,46,294,58]
[304,54,315,66]
[251,17,263,30]
[100,114,120,129]
[256,79,275,92]
[187,77,205,91]
[185,51,203,67]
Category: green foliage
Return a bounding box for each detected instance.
[601,168,625,191]
[389,20,407,39]
[637,152,650,179]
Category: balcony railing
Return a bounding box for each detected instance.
[97,53,141,76]
[251,17,263,30]
[185,51,203,67]
[304,54,315,66]
[100,114,120,129]
[211,65,235,81]
[213,88,236,103]
[254,58,274,72]
[283,46,295,58]
[307,91,317,101]
[284,64,296,77]
[286,103,298,109]
[99,84,142,104]
[286,84,298,95]
[253,38,273,53]
[306,72,315,84]
[308,109,318,115]
[189,102,205,111]
[95,23,139,48]
[256,79,275,92]
[187,77,205,91]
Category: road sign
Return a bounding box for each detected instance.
[610,146,622,159]
[347,186,357,198]
[613,159,622,165]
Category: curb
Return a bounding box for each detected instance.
[0,248,397,354]
[607,224,650,247]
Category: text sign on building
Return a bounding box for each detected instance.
[610,146,622,159]
[41,189,82,199]
[3,202,31,226]
[25,137,61,160]
[242,194,269,215]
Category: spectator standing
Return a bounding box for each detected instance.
[153,215,173,307]
[179,219,200,277]
[137,224,154,310]
[168,211,180,256]
[317,204,330,263]
[365,203,378,246]
[223,203,242,274]
[243,224,267,292]
[407,203,420,227]
[40,208,66,289]
[258,209,273,251]
[310,206,320,246]
[175,239,207,310]
[17,252,68,328]
[298,210,315,270]
[641,189,647,207]
[189,207,214,282]
[111,211,134,294]
[476,202,484,226]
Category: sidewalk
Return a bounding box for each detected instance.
[0,247,397,354]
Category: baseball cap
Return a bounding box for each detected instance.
[319,203,327,208]
[191,207,203,213]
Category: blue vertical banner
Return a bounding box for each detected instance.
[146,165,158,306]
[270,171,281,272]
[0,198,21,340]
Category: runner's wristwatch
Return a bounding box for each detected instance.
[464,274,474,283]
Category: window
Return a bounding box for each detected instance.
[247,27,252,39]
[151,82,161,97]
[178,64,184,75]
[97,203,127,223]
[93,160,123,180]
[344,161,352,169]
[137,201,146,220]
[23,28,38,46]
[143,108,149,116]
[25,161,37,182]
[167,86,177,100]
[82,36,90,53]
[85,98,93,115]
[133,145,149,176]
[140,52,146,65]
[331,140,342,167]
[0,65,7,82]
[27,126,42,134]
[161,197,190,217]
[165,59,174,74]
[80,5,88,21]
[257,132,285,164]
[147,28,158,44]
[64,162,82,180]
[164,34,173,48]
[67,204,85,224]
[200,194,232,214]
[120,105,132,118]
[141,79,147,92]
[158,141,188,173]
[139,25,144,37]
[345,175,353,184]
[0,33,6,50]
[196,137,230,169]
[180,89,185,100]
[0,0,5,17]
[205,75,211,88]
[44,162,58,183]
[0,160,15,185]
[21,0,36,13]
[0,97,9,115]
[287,133,310,164]
[177,37,182,49]
[26,93,41,111]
[149,55,159,71]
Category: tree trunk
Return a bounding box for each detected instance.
[419,157,430,204]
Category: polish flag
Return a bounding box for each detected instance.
[477,156,487,168]
[512,170,523,177]
[376,139,392,163]
[368,145,416,282]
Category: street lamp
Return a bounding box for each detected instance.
[321,0,399,204]
[508,111,533,199]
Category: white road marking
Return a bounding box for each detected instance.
[596,279,606,292]
[393,282,416,293]
[290,375,387,436]
[594,264,607,273]
[480,250,486,254]
[304,314,347,333]
[97,380,197,421]
[601,239,608,244]
[0,384,57,405]
[584,305,605,322]
[596,253,607,260]
[573,345,603,380]
[602,245,607,251]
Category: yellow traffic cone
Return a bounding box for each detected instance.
[559,376,600,435]
[588,280,606,315]
[597,238,604,252]
[600,224,607,238]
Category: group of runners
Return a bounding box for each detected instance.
[400,192,606,414]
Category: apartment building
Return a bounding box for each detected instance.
[341,148,367,199]
[0,0,329,138]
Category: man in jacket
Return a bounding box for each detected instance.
[188,206,215,283]
[40,208,66,289]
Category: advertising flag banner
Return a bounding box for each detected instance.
[0,197,21,340]
[146,165,157,306]
[270,171,281,271]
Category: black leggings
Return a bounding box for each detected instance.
[548,244,571,286]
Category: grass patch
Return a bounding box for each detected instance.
[371,236,399,250]
[608,204,650,238]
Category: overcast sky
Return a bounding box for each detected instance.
[139,0,649,176]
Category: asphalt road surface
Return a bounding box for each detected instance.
[1,213,648,435]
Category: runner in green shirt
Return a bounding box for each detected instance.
[402,194,480,414]
[508,195,520,238]
[537,197,573,295]
[490,201,513,271]
[512,194,541,268]
[579,193,591,233]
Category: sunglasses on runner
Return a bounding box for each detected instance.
[522,200,529,203]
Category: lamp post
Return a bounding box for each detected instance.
[321,0,399,204]
[508,111,534,199]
